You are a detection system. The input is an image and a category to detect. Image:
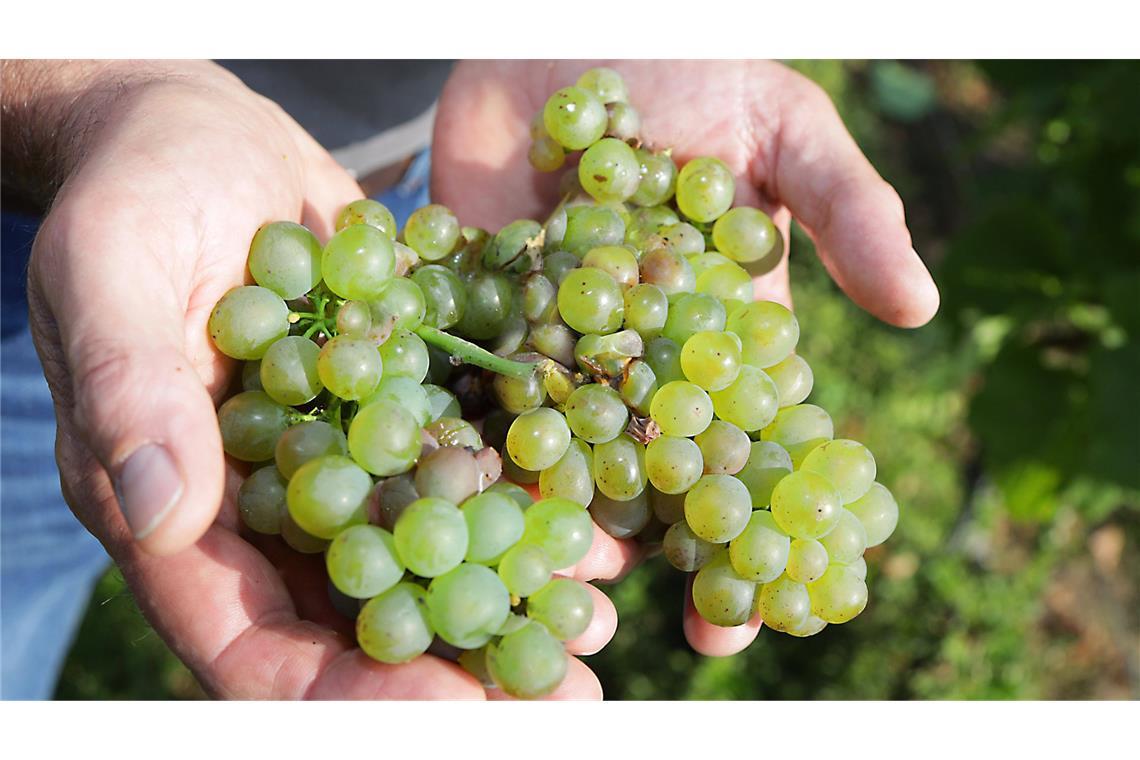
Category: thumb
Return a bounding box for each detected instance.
[29,202,226,557]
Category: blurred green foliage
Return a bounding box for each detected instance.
[56,60,1139,700]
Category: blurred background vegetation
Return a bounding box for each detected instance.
[55,60,1139,700]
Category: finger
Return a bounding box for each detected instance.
[567,523,644,584]
[305,649,484,700]
[682,575,762,657]
[563,581,617,656]
[486,656,603,701]
[768,69,939,328]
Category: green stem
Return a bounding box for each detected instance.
[414,326,539,380]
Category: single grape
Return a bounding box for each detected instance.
[369,277,427,332]
[404,204,460,262]
[348,399,421,476]
[681,331,743,392]
[846,482,899,547]
[520,497,594,570]
[274,420,348,479]
[543,86,607,150]
[760,403,835,467]
[259,335,322,405]
[578,138,640,203]
[661,293,726,346]
[755,575,811,632]
[582,245,639,289]
[684,474,753,544]
[785,538,830,584]
[644,337,685,385]
[645,435,703,495]
[735,440,793,507]
[696,262,754,303]
[692,551,756,627]
[639,249,696,296]
[564,384,629,444]
[527,578,594,641]
[649,486,688,525]
[427,563,511,649]
[411,265,467,329]
[217,390,290,462]
[557,267,625,335]
[618,359,658,416]
[361,375,431,427]
[630,149,677,207]
[770,470,842,540]
[808,564,869,624]
[506,408,571,472]
[248,221,322,299]
[662,520,719,572]
[456,271,514,339]
[561,205,625,258]
[378,329,430,382]
[336,300,372,336]
[786,614,828,638]
[529,323,577,367]
[529,132,566,172]
[801,439,877,504]
[375,473,419,531]
[845,556,869,581]
[694,420,751,475]
[727,300,799,369]
[462,491,526,565]
[712,207,778,264]
[675,156,735,223]
[729,510,790,582]
[604,100,641,141]
[357,582,433,664]
[577,67,628,103]
[650,380,713,437]
[819,508,868,565]
[208,286,289,360]
[593,434,648,502]
[336,199,397,239]
[492,365,548,415]
[709,365,780,432]
[589,489,650,539]
[286,455,370,539]
[414,447,480,505]
[237,466,287,535]
[522,274,559,324]
[393,497,468,578]
[322,224,395,301]
[765,353,814,407]
[622,283,668,339]
[658,222,706,256]
[487,621,568,699]
[326,524,404,599]
[539,439,595,507]
[423,416,483,449]
[317,335,383,401]
[497,543,553,597]
[502,452,540,486]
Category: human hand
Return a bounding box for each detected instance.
[19,60,617,698]
[431,59,939,655]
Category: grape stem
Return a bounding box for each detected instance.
[414,326,539,380]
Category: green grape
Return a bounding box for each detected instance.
[582,245,639,289]
[423,384,461,422]
[692,551,756,627]
[676,156,735,223]
[712,206,778,264]
[522,274,559,324]
[846,482,899,547]
[529,323,576,367]
[543,86,607,150]
[497,612,531,636]
[326,524,404,599]
[564,384,629,444]
[317,335,383,401]
[520,497,594,570]
[589,489,650,539]
[578,138,640,203]
[502,452,540,485]
[684,474,753,544]
[378,329,429,382]
[728,510,790,582]
[369,277,427,332]
[786,614,828,638]
[527,578,594,641]
[259,336,322,405]
[760,403,834,467]
[486,480,535,511]
[650,380,713,437]
[487,621,568,699]
[630,149,677,207]
[492,365,548,415]
[681,331,742,392]
[561,205,625,258]
[625,205,680,250]
[274,420,348,479]
[393,497,468,578]
[604,100,641,141]
[281,512,330,554]
[404,204,460,262]
[801,439,877,504]
[347,399,421,476]
[248,221,323,299]
[770,470,842,540]
[727,300,799,368]
[845,556,868,581]
[639,249,696,295]
[336,198,397,239]
[709,365,780,432]
[285,455,370,539]
[736,441,793,507]
[659,222,706,256]
[322,224,395,301]
[542,208,568,252]
[686,251,734,278]
[808,563,868,624]
[694,420,751,475]
[423,417,483,449]
[483,220,538,274]
[411,265,467,329]
[557,267,624,335]
[237,466,287,535]
[427,563,511,649]
[662,520,719,572]
[645,435,703,495]
[208,286,289,360]
[457,272,514,339]
[623,283,668,339]
[529,133,566,172]
[539,439,595,507]
[361,375,431,427]
[336,300,372,336]
[506,408,571,472]
[375,473,419,531]
[217,390,290,462]
[819,508,867,565]
[593,434,648,502]
[785,538,830,584]
[696,262,755,303]
[393,241,420,276]
[649,486,687,525]
[414,447,480,505]
[458,646,493,688]
[765,353,814,407]
[661,293,726,346]
[618,359,658,416]
[644,337,685,385]
[574,330,643,378]
[497,543,553,597]
[755,575,811,632]
[462,491,526,564]
[577,66,628,103]
[241,360,263,391]
[357,582,433,664]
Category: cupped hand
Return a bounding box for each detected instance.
[431,59,939,656]
[26,60,617,699]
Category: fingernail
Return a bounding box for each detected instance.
[115,444,183,540]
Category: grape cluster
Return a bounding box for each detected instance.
[208,66,901,697]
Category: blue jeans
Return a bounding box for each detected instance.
[0,151,433,699]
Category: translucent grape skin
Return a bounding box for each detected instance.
[336,198,398,239]
[785,538,830,584]
[497,543,553,597]
[619,359,658,417]
[348,399,421,477]
[326,524,404,599]
[579,138,641,203]
[378,329,430,382]
[564,383,629,444]
[520,497,594,570]
[675,156,736,223]
[692,551,756,627]
[593,434,648,502]
[404,203,460,262]
[819,508,868,565]
[658,222,706,256]
[770,470,843,540]
[589,489,651,539]
[370,277,427,332]
[681,331,743,392]
[582,245,639,290]
[259,335,322,405]
[357,582,434,664]
[317,335,383,401]
[208,285,289,360]
[644,337,685,385]
[487,621,568,699]
[766,353,814,408]
[285,455,370,539]
[729,510,791,582]
[492,364,548,415]
[561,205,625,258]
[274,420,348,479]
[630,149,677,208]
[661,293,727,347]
[712,206,778,264]
[462,491,526,565]
[808,563,869,624]
[662,521,718,572]
[727,300,800,369]
[650,381,714,438]
[755,574,812,632]
[846,482,899,547]
[543,86,608,150]
[645,436,704,495]
[322,224,396,301]
[237,466,287,535]
[696,262,755,304]
[801,439,878,504]
[456,272,514,339]
[735,441,793,507]
[527,578,594,640]
[639,249,696,296]
[623,283,669,339]
[506,408,572,472]
[361,375,432,427]
[557,267,625,335]
[414,447,480,505]
[411,265,467,329]
[217,390,290,462]
[393,497,469,578]
[605,102,642,142]
[760,403,835,467]
[336,300,372,336]
[577,66,629,104]
[694,420,751,475]
[709,365,781,432]
[685,474,753,544]
[529,133,566,172]
[248,221,323,299]
[539,439,595,507]
[427,563,511,649]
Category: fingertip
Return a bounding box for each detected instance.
[564,582,617,656]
